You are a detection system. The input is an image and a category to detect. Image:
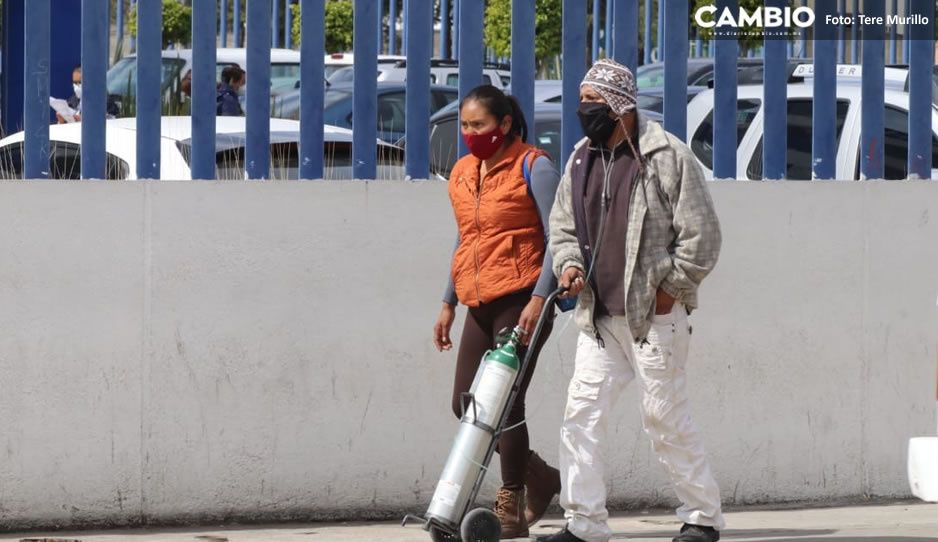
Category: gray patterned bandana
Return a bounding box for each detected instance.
[580,59,637,116]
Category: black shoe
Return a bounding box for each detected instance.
[673,523,720,542]
[537,526,587,542]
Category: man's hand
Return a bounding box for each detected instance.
[655,288,675,315]
[559,266,586,298]
[517,296,545,346]
[433,303,456,351]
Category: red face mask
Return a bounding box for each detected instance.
[462,126,506,160]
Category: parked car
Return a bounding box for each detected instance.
[378,59,511,89]
[685,64,938,180]
[0,117,405,180]
[415,102,664,179]
[636,57,767,89]
[636,86,709,114]
[323,53,406,79]
[503,80,564,103]
[107,48,302,98]
[271,82,459,143]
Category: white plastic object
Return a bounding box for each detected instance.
[908,436,938,502]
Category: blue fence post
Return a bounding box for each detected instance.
[441,0,450,58]
[456,0,483,158]
[813,2,837,180]
[695,35,702,59]
[136,0,161,179]
[837,0,845,62]
[861,0,885,179]
[389,0,397,55]
[592,0,601,62]
[405,0,432,180]
[117,0,125,57]
[712,0,737,179]
[656,0,664,62]
[81,0,108,179]
[402,1,408,56]
[272,0,280,48]
[285,0,293,49]
[605,0,613,57]
[905,0,912,63]
[561,0,587,171]
[613,0,638,74]
[353,0,378,179]
[300,0,325,179]
[247,0,272,179]
[762,0,787,180]
[643,0,651,65]
[454,0,460,58]
[851,0,859,64]
[663,0,687,140]
[24,0,50,179]
[191,0,217,180]
[908,0,934,179]
[512,0,536,140]
[234,0,242,46]
[889,0,898,64]
[377,0,384,54]
[799,0,807,58]
[221,0,228,47]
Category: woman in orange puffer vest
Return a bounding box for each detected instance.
[431,85,561,539]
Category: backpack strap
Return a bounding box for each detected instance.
[521,149,545,198]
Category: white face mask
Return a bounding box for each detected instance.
[73,84,82,100]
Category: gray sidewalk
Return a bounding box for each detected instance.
[2,502,936,541]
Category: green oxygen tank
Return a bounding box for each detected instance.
[426,327,524,526]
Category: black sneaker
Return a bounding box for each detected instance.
[537,526,587,542]
[672,523,720,542]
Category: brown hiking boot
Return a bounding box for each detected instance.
[525,451,561,525]
[494,487,529,539]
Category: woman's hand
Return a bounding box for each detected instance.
[559,266,586,297]
[433,303,456,352]
[517,296,546,346]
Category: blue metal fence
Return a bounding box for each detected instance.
[14,0,938,181]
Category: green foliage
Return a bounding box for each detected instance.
[128,0,193,49]
[483,0,563,66]
[692,0,768,54]
[291,0,355,54]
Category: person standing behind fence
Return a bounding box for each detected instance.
[217,65,245,116]
[540,59,724,542]
[432,85,562,539]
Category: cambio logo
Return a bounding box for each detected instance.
[695,6,816,29]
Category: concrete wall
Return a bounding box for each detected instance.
[0,180,936,529]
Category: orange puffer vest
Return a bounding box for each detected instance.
[448,138,546,307]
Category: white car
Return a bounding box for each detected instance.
[323,53,407,79]
[0,117,405,180]
[686,64,938,180]
[377,59,510,89]
[107,48,302,97]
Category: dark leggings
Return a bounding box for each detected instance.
[451,290,554,490]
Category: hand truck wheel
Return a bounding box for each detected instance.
[460,507,501,542]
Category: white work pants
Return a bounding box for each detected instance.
[559,304,725,542]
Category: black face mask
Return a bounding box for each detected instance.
[577,102,618,145]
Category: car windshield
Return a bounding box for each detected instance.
[107,57,187,95]
[271,63,301,92]
[636,65,665,89]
